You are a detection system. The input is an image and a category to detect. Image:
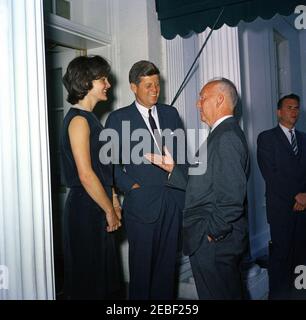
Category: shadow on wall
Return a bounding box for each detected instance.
[160,64,200,107]
[234,97,243,123]
[159,76,167,105]
[296,107,306,132]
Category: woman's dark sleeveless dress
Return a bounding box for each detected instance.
[61,108,121,300]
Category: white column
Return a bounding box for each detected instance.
[114,0,163,107]
[164,37,186,123]
[0,0,54,300]
[164,26,241,140]
[198,25,242,138]
[198,25,241,94]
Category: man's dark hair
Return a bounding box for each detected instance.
[63,55,111,105]
[129,60,160,85]
[277,93,300,109]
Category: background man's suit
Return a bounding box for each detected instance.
[257,125,306,299]
[168,117,250,299]
[105,102,185,299]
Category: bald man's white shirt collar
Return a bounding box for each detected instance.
[211,115,233,132]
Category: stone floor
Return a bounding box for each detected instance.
[177,254,269,300]
[55,253,270,300]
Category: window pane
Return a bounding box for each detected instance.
[56,0,70,19]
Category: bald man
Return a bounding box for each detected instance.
[146,78,250,299]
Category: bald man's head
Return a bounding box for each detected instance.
[206,78,238,109]
[196,78,238,126]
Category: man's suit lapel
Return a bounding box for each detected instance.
[156,104,166,131]
[295,130,304,160]
[275,125,296,156]
[129,102,148,131]
[129,102,157,150]
[130,103,166,130]
[207,117,236,145]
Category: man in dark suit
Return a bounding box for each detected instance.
[146,78,250,299]
[257,93,306,299]
[105,60,185,300]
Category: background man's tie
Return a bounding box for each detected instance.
[289,129,298,155]
[148,109,163,154]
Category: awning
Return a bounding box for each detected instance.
[156,0,305,39]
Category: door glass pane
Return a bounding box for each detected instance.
[56,0,71,19]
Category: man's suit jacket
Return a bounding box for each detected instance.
[257,125,306,225]
[105,102,185,223]
[169,117,250,256]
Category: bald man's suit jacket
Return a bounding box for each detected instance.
[168,117,250,256]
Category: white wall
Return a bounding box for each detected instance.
[83,0,111,35]
[111,0,163,108]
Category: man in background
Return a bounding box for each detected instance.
[257,93,306,299]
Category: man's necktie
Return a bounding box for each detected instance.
[289,129,298,155]
[148,109,163,154]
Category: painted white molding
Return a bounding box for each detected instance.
[45,13,111,48]
[196,26,242,138]
[198,25,241,95]
[164,37,186,123]
[108,0,122,108]
[0,0,54,300]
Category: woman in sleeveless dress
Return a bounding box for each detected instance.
[61,55,122,299]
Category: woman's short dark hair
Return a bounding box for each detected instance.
[63,55,111,105]
[129,60,160,85]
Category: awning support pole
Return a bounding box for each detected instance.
[171,7,225,106]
